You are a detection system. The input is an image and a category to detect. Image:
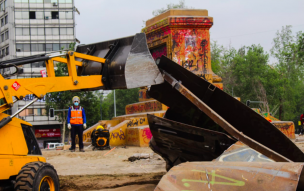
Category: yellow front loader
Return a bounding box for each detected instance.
[0,33,163,191]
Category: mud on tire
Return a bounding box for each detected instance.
[14,162,59,191]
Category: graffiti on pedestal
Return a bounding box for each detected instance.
[150,44,167,64]
[110,129,125,141]
[126,101,163,114]
[139,89,152,100]
[172,29,212,82]
[142,128,152,144]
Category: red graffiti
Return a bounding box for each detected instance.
[142,128,152,144]
[170,17,213,26]
[151,44,167,61]
[126,101,162,114]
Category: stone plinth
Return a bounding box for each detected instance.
[142,9,223,90]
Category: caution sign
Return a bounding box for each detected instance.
[12,81,21,91]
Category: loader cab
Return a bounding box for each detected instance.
[21,124,41,155]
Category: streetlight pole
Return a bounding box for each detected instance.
[114,90,116,117]
[100,91,103,121]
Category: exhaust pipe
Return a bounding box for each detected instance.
[76,33,163,90]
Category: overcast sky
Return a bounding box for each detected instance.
[74,0,304,64]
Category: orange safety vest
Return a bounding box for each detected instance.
[70,106,83,125]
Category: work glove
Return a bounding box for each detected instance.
[68,123,71,130]
[83,123,87,129]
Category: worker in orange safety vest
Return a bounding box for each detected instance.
[67,96,87,152]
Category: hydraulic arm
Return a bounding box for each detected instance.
[0,33,163,129]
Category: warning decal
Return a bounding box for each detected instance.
[12,81,21,91]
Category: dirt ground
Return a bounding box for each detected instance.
[43,138,304,190]
[42,146,166,191]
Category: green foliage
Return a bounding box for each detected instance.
[152,0,190,16]
[101,88,140,119]
[211,26,304,130]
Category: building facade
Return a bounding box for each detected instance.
[0,0,76,148]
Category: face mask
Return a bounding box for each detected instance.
[74,102,79,106]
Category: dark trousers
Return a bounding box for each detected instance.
[71,125,84,150]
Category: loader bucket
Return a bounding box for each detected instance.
[75,33,163,89]
[148,56,304,164]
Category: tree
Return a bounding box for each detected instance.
[152,0,190,16]
[271,26,304,120]
[100,88,140,119]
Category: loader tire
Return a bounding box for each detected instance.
[14,162,59,191]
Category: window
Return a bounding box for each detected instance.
[66,12,72,19]
[36,108,41,115]
[59,28,73,35]
[22,12,29,19]
[60,43,70,49]
[36,12,43,19]
[4,0,7,8]
[16,44,31,52]
[52,28,59,35]
[1,33,4,42]
[0,3,3,12]
[31,43,38,51]
[45,0,51,3]
[24,44,30,52]
[67,28,73,35]
[5,47,8,55]
[16,28,22,35]
[46,44,52,51]
[59,11,73,19]
[29,11,36,19]
[5,15,7,24]
[31,28,37,35]
[5,31,8,40]
[15,12,29,19]
[45,28,52,35]
[51,11,58,19]
[53,44,59,51]
[15,12,22,19]
[59,12,65,19]
[45,28,59,35]
[16,44,23,52]
[44,12,51,19]
[23,28,30,35]
[31,44,45,51]
[16,28,30,36]
[2,49,5,57]
[1,18,3,27]
[38,44,45,51]
[28,108,34,115]
[60,28,66,35]
[38,28,44,35]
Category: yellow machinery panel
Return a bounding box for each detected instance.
[0,155,46,180]
[0,113,31,155]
